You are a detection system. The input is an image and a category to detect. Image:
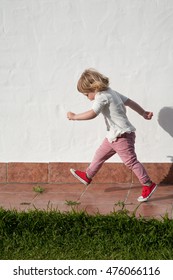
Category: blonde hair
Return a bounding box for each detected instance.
[77,68,109,93]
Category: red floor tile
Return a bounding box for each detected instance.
[0,183,172,219]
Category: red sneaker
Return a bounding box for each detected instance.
[137,182,157,202]
[70,169,92,186]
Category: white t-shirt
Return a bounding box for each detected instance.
[92,87,136,142]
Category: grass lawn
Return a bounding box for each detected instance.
[0,207,173,260]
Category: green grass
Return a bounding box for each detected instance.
[0,207,173,260]
[33,186,45,193]
[65,200,81,206]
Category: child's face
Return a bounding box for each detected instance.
[84,91,97,101]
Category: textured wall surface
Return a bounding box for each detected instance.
[0,0,173,163]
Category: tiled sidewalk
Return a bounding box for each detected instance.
[0,183,173,219]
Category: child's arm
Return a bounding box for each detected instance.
[67,110,97,120]
[124,99,153,120]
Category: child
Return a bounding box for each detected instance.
[67,69,157,202]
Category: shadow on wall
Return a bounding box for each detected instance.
[158,107,173,184]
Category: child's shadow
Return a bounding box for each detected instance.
[158,107,173,183]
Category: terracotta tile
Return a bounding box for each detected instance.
[0,192,37,211]
[126,183,173,205]
[79,190,129,204]
[43,183,86,193]
[153,184,173,193]
[125,188,142,203]
[135,204,173,219]
[0,163,7,183]
[8,163,48,183]
[49,162,132,183]
[3,162,173,184]
[32,192,81,204]
[49,162,89,183]
[124,183,173,219]
[28,195,82,212]
[159,164,173,184]
[148,194,173,205]
[0,181,172,219]
[1,204,28,211]
[27,203,77,213]
[0,184,7,190]
[27,203,62,212]
[0,183,39,192]
[132,163,173,184]
[77,204,115,215]
[58,203,80,213]
[0,183,85,194]
[92,183,131,193]
[94,163,132,183]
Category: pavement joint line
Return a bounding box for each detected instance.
[78,184,90,201]
[124,182,133,203]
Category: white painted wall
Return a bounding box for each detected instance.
[0,0,173,163]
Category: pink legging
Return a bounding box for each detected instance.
[86,132,150,185]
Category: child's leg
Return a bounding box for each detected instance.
[112,132,150,185]
[86,138,116,178]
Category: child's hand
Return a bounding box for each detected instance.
[67,111,76,120]
[143,111,153,120]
